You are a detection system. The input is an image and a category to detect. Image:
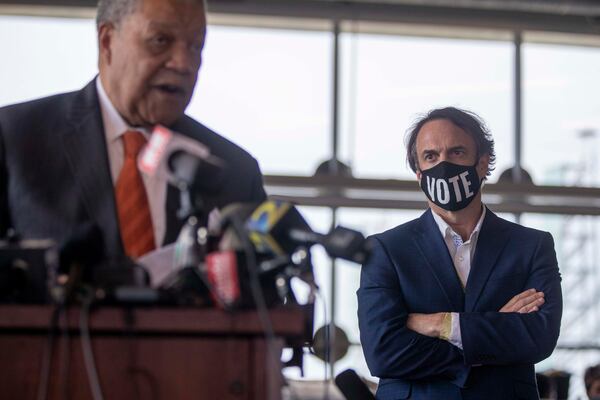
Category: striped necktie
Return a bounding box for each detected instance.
[115,130,156,258]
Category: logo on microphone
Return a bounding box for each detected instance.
[246,201,291,255]
[139,125,172,176]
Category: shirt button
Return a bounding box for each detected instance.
[458,256,464,261]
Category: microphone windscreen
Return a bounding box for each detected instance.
[246,200,312,256]
[58,222,105,273]
[334,369,376,400]
[206,250,241,308]
[168,150,225,194]
[139,124,225,193]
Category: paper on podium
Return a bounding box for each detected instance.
[137,244,176,287]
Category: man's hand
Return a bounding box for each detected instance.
[499,288,544,313]
[406,312,446,338]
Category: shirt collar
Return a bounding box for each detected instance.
[96,77,149,141]
[432,205,487,245]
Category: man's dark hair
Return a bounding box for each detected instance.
[585,363,600,394]
[405,107,496,177]
[96,0,139,28]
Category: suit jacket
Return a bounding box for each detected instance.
[357,209,562,400]
[0,80,266,258]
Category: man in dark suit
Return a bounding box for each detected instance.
[0,0,266,258]
[358,107,562,399]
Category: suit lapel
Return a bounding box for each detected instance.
[412,210,465,311]
[60,80,123,257]
[464,210,510,311]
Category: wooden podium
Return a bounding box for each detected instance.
[0,304,310,400]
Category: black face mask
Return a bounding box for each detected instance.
[419,161,481,211]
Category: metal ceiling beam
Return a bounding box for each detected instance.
[208,1,600,36]
[1,0,600,36]
[332,0,600,17]
[264,175,600,215]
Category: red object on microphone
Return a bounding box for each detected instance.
[205,250,241,308]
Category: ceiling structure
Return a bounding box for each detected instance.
[2,0,600,214]
[1,0,600,35]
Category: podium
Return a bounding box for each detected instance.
[0,304,311,400]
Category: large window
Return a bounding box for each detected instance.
[0,16,97,106]
[339,31,514,182]
[0,16,333,177]
[523,42,600,187]
[189,25,332,176]
[334,208,423,380]
[2,11,600,399]
[522,213,600,399]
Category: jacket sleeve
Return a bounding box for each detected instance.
[248,157,267,203]
[0,120,10,237]
[459,232,562,365]
[357,236,470,386]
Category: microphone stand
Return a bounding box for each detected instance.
[174,185,208,268]
[161,184,214,306]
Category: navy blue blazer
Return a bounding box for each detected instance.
[358,209,562,400]
[0,80,266,257]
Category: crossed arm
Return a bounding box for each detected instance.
[358,232,562,383]
[407,288,546,337]
[408,232,562,366]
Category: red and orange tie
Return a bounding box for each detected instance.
[115,130,156,258]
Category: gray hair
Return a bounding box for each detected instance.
[96,0,138,28]
[96,0,207,29]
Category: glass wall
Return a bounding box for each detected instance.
[523,43,600,187]
[334,208,423,380]
[0,16,97,105]
[1,12,600,399]
[522,213,600,399]
[189,25,332,176]
[339,31,514,181]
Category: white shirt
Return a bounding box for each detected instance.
[431,205,487,349]
[96,77,167,247]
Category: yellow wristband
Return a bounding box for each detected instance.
[439,312,452,341]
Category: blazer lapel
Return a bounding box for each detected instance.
[464,210,510,311]
[60,80,123,257]
[412,210,465,311]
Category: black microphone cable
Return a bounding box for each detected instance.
[123,307,159,400]
[57,305,71,400]
[79,288,104,400]
[292,246,330,400]
[229,214,299,400]
[313,285,331,400]
[35,303,63,400]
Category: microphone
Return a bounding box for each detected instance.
[203,200,373,309]
[0,238,58,304]
[246,200,372,263]
[58,222,105,277]
[58,224,152,305]
[205,249,284,309]
[288,226,372,264]
[245,200,313,256]
[57,223,106,302]
[204,203,284,309]
[203,203,249,308]
[334,369,376,400]
[138,125,225,194]
[205,250,242,308]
